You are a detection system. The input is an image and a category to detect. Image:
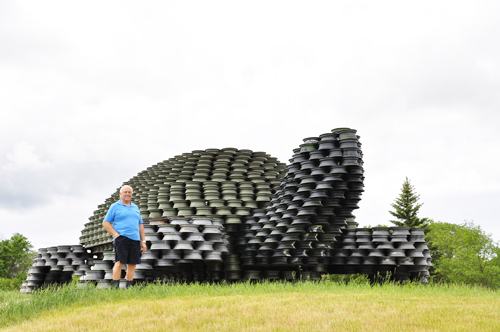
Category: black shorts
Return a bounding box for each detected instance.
[114,236,142,265]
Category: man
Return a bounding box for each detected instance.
[102,185,147,289]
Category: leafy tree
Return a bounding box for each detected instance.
[0,233,36,279]
[389,177,429,228]
[426,220,500,289]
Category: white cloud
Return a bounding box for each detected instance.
[3,142,52,171]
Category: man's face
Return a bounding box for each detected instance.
[120,188,133,203]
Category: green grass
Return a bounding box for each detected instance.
[1,280,499,331]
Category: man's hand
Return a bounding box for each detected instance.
[140,242,147,253]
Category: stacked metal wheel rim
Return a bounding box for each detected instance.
[22,245,94,293]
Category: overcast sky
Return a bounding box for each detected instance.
[1,1,499,250]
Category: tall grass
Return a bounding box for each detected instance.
[1,279,499,331]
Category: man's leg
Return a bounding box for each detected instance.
[113,261,124,279]
[113,261,124,289]
[125,239,141,288]
[126,264,136,281]
[125,264,136,288]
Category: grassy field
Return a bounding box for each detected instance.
[1,280,499,331]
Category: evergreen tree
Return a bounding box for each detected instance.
[389,177,428,228]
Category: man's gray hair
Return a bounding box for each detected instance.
[120,185,134,193]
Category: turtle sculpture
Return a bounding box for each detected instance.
[21,128,431,292]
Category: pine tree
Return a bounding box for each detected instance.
[389,177,428,228]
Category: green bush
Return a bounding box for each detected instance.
[427,220,500,289]
[0,277,23,291]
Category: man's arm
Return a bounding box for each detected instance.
[103,221,120,238]
[139,223,146,253]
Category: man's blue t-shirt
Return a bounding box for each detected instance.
[103,200,143,241]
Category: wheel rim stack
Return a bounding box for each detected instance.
[21,245,94,293]
[238,128,364,279]
[22,127,431,291]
